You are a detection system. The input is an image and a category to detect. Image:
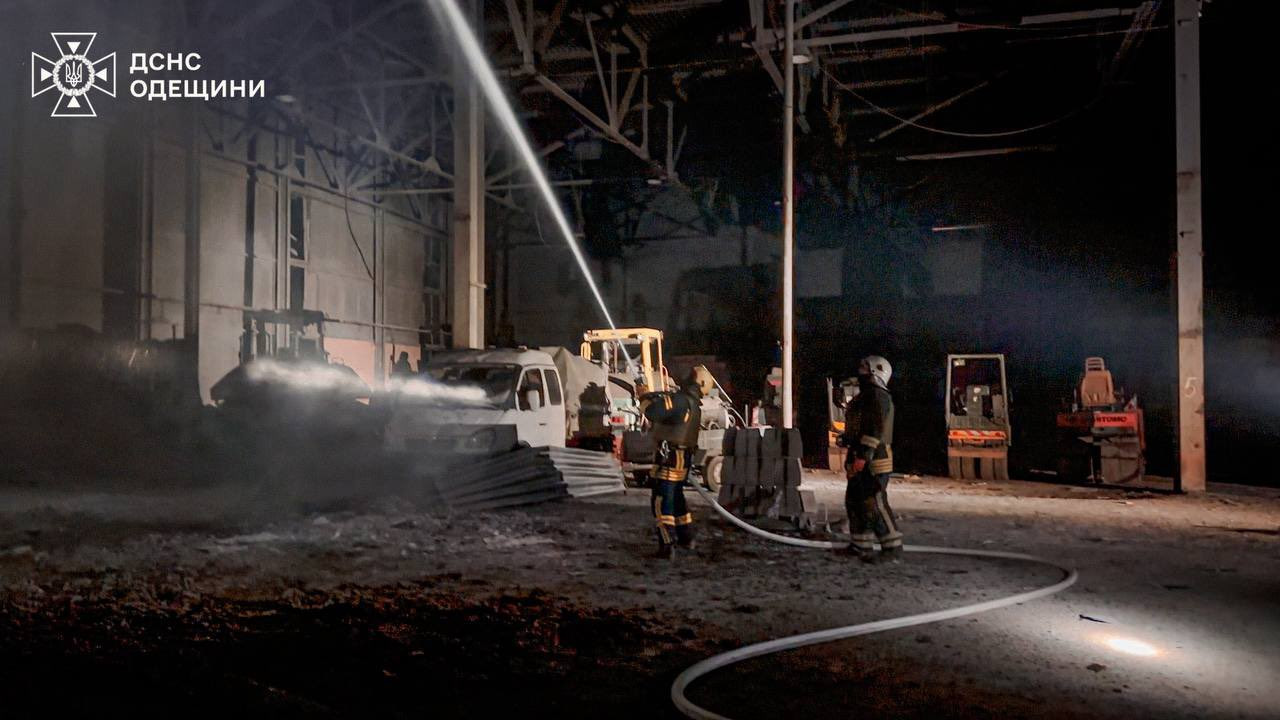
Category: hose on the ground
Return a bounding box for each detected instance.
[673,481,1079,720]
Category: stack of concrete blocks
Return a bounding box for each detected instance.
[716,427,809,519]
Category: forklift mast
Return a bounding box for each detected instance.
[240,309,329,364]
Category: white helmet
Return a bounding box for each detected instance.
[859,355,892,388]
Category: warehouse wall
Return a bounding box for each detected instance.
[1,0,450,403]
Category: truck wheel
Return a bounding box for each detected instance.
[702,456,724,493]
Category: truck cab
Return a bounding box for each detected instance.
[384,348,566,456]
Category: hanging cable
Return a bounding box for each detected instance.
[820,64,1101,140]
[341,189,375,280]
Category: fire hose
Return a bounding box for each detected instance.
[673,481,1079,720]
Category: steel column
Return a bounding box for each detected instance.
[451,0,486,348]
[781,0,795,429]
[1174,0,1206,492]
[183,105,201,343]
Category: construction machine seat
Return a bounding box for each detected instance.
[1079,357,1116,408]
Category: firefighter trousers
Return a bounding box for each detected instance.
[845,469,903,553]
[652,445,695,550]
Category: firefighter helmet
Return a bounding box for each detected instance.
[859,355,892,388]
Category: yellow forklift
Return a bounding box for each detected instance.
[945,353,1011,480]
[826,376,858,471]
[580,327,670,394]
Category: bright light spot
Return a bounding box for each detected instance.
[1101,636,1160,657]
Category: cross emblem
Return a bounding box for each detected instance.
[31,32,116,118]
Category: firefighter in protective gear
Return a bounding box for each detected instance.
[641,370,703,558]
[842,355,903,563]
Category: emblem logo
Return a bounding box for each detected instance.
[31,32,116,117]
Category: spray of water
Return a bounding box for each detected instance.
[426,0,637,374]
[244,359,490,406]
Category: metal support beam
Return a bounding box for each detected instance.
[800,8,1144,48]
[585,16,615,127]
[534,73,653,163]
[287,105,452,181]
[183,105,201,344]
[801,21,966,48]
[537,0,568,54]
[486,141,564,185]
[1021,7,1138,25]
[749,0,785,92]
[451,0,485,349]
[752,41,786,92]
[796,0,857,31]
[781,0,795,429]
[504,0,534,69]
[284,1,410,74]
[1174,0,1206,492]
[894,145,1055,161]
[642,73,650,153]
[664,100,675,176]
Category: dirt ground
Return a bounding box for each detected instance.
[2,472,1278,719]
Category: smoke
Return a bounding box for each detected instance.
[242,359,492,407]
[243,359,371,396]
[384,375,489,406]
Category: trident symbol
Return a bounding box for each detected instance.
[32,33,117,117]
[64,61,82,87]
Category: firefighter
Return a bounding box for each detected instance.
[841,355,903,563]
[641,370,703,559]
[391,351,414,377]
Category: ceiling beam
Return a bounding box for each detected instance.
[796,0,857,32]
[896,145,1056,161]
[628,0,720,16]
[1021,7,1139,25]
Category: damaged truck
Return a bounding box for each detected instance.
[382,346,614,457]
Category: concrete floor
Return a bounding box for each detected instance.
[1,472,1277,718]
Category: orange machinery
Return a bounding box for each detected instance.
[1055,357,1145,484]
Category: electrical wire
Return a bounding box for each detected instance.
[819,64,1101,140]
[341,189,375,280]
[673,481,1079,720]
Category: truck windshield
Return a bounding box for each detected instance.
[428,364,518,408]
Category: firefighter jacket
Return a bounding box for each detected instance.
[855,382,894,475]
[642,389,702,449]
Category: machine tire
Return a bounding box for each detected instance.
[979,457,995,481]
[702,456,724,493]
[948,455,964,479]
[994,457,1010,481]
